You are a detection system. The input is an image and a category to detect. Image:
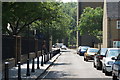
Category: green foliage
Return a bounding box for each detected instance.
[2,2,60,35]
[59,2,77,45]
[78,7,103,37]
[2,2,77,45]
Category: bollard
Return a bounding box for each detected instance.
[37,57,40,69]
[44,54,46,64]
[26,59,30,76]
[41,54,44,66]
[59,49,60,53]
[47,53,49,62]
[51,51,53,58]
[4,62,9,80]
[18,62,21,80]
[50,51,51,60]
[31,58,35,72]
[53,51,55,56]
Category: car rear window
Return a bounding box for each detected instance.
[88,49,99,53]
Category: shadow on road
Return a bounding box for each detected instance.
[60,50,71,52]
[53,62,71,66]
[85,60,93,62]
[38,70,77,79]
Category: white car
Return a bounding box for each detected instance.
[102,48,120,75]
[61,45,67,50]
[77,46,90,55]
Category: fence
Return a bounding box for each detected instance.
[2,35,44,61]
[2,35,16,60]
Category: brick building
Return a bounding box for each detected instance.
[102,0,120,48]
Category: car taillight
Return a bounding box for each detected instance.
[98,55,103,59]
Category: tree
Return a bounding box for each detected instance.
[58,2,77,45]
[2,2,60,36]
[78,7,103,37]
[2,2,77,45]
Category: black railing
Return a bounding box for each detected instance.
[2,35,44,60]
[2,35,16,60]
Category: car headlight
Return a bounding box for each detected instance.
[107,61,114,65]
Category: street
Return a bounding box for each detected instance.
[38,49,112,79]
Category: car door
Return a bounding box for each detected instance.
[102,50,108,68]
[94,50,100,65]
[113,55,120,77]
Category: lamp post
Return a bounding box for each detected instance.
[97,34,102,49]
[26,25,30,76]
[34,30,40,69]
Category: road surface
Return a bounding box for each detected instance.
[38,49,112,79]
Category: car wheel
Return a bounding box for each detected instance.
[96,63,101,70]
[112,74,118,80]
[93,62,96,68]
[86,59,88,61]
[84,57,86,61]
[99,62,102,70]
[96,66,100,70]
[102,67,105,73]
[80,53,82,56]
[105,70,110,76]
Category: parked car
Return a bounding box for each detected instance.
[112,54,120,80]
[102,48,120,76]
[77,46,90,56]
[53,43,63,48]
[93,48,108,70]
[61,45,67,50]
[84,48,99,61]
[77,46,81,54]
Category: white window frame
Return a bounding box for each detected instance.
[113,41,120,48]
[117,21,120,29]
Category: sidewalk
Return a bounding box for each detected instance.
[3,52,61,80]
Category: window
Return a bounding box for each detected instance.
[88,49,99,53]
[117,21,120,29]
[113,41,120,48]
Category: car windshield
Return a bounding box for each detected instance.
[106,49,120,57]
[88,49,99,53]
[100,48,108,55]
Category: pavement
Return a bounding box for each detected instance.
[2,52,61,80]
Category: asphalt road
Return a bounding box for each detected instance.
[38,49,112,79]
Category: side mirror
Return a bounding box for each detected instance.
[111,57,117,60]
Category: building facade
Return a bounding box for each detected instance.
[103,0,120,48]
